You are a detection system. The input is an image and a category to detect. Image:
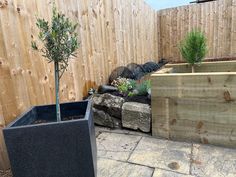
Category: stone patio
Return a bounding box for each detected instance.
[1,126,236,177]
[96,127,236,177]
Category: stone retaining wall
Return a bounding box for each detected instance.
[92,93,151,133]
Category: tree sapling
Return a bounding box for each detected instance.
[32,5,79,121]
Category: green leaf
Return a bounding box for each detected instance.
[33,5,79,78]
[179,30,207,66]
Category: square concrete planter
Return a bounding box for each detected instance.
[151,61,236,148]
[3,101,97,177]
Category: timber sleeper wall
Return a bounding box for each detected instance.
[151,61,236,148]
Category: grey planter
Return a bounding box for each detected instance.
[3,100,97,177]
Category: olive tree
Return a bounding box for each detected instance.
[179,30,207,73]
[32,6,79,121]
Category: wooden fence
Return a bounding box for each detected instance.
[157,0,236,61]
[0,0,157,125]
[0,0,157,170]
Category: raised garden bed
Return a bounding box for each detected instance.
[151,61,236,148]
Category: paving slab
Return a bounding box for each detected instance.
[128,137,192,174]
[191,144,236,177]
[153,169,194,177]
[97,158,153,177]
[97,132,142,161]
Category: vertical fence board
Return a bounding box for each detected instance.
[157,0,236,61]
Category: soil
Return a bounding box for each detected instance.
[33,120,49,124]
[110,91,124,97]
[111,91,151,105]
[125,95,151,105]
[32,115,84,125]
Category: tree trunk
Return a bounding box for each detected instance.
[54,62,61,122]
[191,65,195,73]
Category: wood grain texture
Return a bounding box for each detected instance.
[152,62,236,148]
[157,0,236,62]
[0,0,158,125]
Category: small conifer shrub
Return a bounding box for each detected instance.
[179,30,207,72]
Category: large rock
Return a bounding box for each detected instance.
[93,108,121,128]
[92,93,125,119]
[142,61,159,73]
[109,66,134,84]
[97,85,118,94]
[122,102,151,132]
[127,63,146,80]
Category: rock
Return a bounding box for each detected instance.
[97,85,118,94]
[142,61,159,73]
[109,66,134,84]
[122,102,151,132]
[126,63,147,80]
[92,93,125,118]
[93,108,121,128]
[147,88,151,100]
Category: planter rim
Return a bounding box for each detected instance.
[4,100,92,130]
[166,60,236,67]
[168,60,236,65]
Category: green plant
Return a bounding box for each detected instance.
[136,80,151,96]
[128,92,136,97]
[118,83,129,95]
[179,30,207,73]
[129,80,137,90]
[111,77,137,97]
[32,5,79,121]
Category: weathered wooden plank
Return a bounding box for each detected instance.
[152,97,236,148]
[155,67,174,74]
[152,73,236,100]
[164,61,236,73]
